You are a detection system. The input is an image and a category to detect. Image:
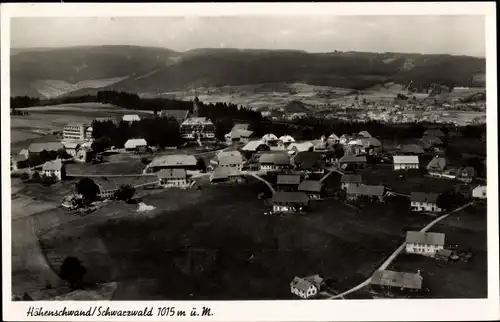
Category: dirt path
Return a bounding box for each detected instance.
[329,201,474,299]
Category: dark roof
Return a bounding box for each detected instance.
[277,174,301,185]
[293,151,324,169]
[400,144,425,155]
[411,192,439,204]
[406,231,445,246]
[422,136,443,145]
[298,180,323,192]
[210,167,241,180]
[290,277,314,292]
[427,157,447,171]
[157,169,187,179]
[371,270,423,290]
[272,191,310,204]
[347,184,385,196]
[339,155,367,163]
[341,174,362,184]
[29,142,64,153]
[259,152,290,165]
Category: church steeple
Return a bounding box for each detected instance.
[192,92,200,117]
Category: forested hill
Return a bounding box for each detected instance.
[11,45,485,98]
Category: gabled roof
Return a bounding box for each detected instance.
[347,184,385,196]
[231,123,251,131]
[393,155,419,164]
[290,277,315,292]
[411,192,439,204]
[293,151,323,166]
[400,144,425,155]
[29,142,64,153]
[277,174,301,185]
[358,131,372,138]
[426,157,447,171]
[150,154,197,168]
[242,140,269,151]
[298,180,323,192]
[327,133,339,141]
[339,155,367,163]
[217,151,244,166]
[157,169,187,179]
[371,270,423,290]
[259,152,290,165]
[61,141,81,149]
[272,191,310,204]
[42,159,63,171]
[122,114,141,122]
[124,138,148,149]
[262,133,278,142]
[181,117,213,125]
[341,174,362,183]
[422,136,443,146]
[279,135,296,144]
[406,231,445,246]
[287,142,314,153]
[210,167,241,180]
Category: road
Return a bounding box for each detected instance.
[320,166,344,183]
[328,201,474,300]
[242,171,276,195]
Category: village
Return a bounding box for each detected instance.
[9,94,488,300]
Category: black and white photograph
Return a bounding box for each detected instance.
[2,2,498,321]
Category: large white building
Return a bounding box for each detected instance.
[62,123,93,142]
[393,155,419,170]
[405,231,445,257]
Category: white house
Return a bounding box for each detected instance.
[122,114,141,122]
[216,151,244,171]
[41,159,64,181]
[61,141,80,157]
[405,231,445,257]
[290,275,324,299]
[410,192,442,213]
[157,169,189,188]
[393,155,419,171]
[124,138,148,151]
[472,185,487,199]
[340,174,362,190]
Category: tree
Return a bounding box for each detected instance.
[75,177,100,202]
[57,148,71,159]
[114,184,136,202]
[141,157,150,165]
[32,171,41,182]
[19,172,30,181]
[436,191,466,212]
[196,158,207,172]
[91,136,112,154]
[59,257,87,288]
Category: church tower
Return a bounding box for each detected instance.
[192,93,200,117]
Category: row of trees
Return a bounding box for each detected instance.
[18,149,71,169]
[75,177,137,203]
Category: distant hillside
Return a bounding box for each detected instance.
[11,46,486,98]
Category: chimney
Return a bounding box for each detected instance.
[417,269,421,276]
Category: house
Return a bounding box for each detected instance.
[258,152,291,172]
[393,155,419,171]
[339,134,353,145]
[215,151,244,171]
[455,166,476,183]
[298,180,323,199]
[426,156,447,176]
[95,179,119,200]
[279,135,296,147]
[28,142,65,156]
[424,129,445,138]
[435,249,454,262]
[276,174,301,192]
[417,138,433,151]
[358,131,372,138]
[313,137,328,153]
[472,185,487,199]
[41,159,65,181]
[339,155,367,170]
[228,129,253,144]
[399,144,425,155]
[74,146,92,163]
[122,114,141,122]
[346,184,385,202]
[271,191,310,214]
[327,133,339,144]
[287,142,314,155]
[290,275,324,299]
[146,154,198,172]
[242,140,270,153]
[210,167,245,183]
[262,133,278,144]
[410,192,442,213]
[292,151,325,174]
[124,138,148,152]
[405,231,445,257]
[61,142,80,157]
[157,169,189,188]
[370,270,423,293]
[61,194,83,209]
[422,136,443,147]
[341,174,362,190]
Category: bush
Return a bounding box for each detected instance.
[59,257,87,288]
[114,184,136,202]
[75,178,100,202]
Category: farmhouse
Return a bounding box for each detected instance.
[410,192,442,213]
[41,159,65,181]
[95,179,118,200]
[215,151,244,171]
[341,174,362,190]
[271,191,310,214]
[210,167,245,183]
[370,270,423,293]
[28,142,65,156]
[292,151,325,174]
[456,166,476,183]
[147,154,198,172]
[298,180,323,199]
[290,275,324,299]
[287,142,315,155]
[262,133,279,144]
[227,129,253,144]
[279,135,296,147]
[157,169,189,188]
[258,152,291,172]
[393,155,419,171]
[405,231,445,257]
[339,155,367,170]
[472,185,487,199]
[399,144,425,155]
[276,174,302,192]
[124,138,148,152]
[426,156,447,176]
[242,140,270,153]
[61,142,81,157]
[122,114,141,122]
[346,184,385,202]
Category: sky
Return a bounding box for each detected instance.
[11,15,485,57]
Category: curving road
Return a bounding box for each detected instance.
[242,171,276,195]
[320,167,345,183]
[328,201,474,300]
